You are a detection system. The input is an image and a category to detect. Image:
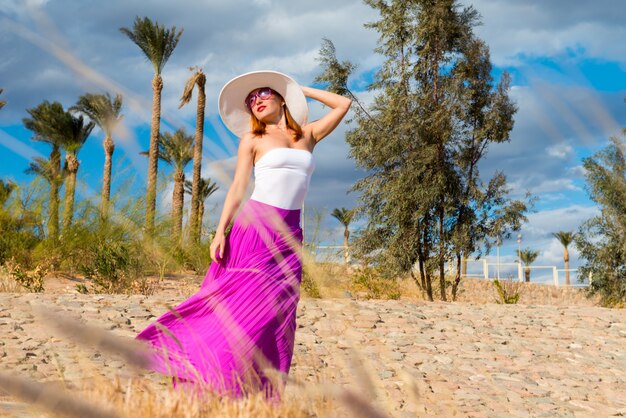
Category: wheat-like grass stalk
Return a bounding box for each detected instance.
[34,306,152,369]
[0,372,118,418]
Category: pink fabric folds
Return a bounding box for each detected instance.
[135,199,303,398]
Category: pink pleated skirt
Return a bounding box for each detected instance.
[135,199,303,399]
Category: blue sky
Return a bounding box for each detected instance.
[1,0,625,283]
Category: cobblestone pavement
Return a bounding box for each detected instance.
[0,293,624,417]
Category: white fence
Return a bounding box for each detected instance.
[303,247,589,288]
[306,244,344,263]
[463,258,589,288]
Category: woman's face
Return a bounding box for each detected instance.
[246,87,283,120]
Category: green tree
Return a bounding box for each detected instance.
[519,248,539,282]
[0,179,41,265]
[71,93,123,218]
[60,113,94,233]
[0,179,16,263]
[22,101,67,241]
[552,231,575,286]
[184,177,218,240]
[0,180,14,205]
[120,16,183,236]
[179,67,206,244]
[575,131,626,305]
[24,157,65,241]
[316,0,528,301]
[143,129,193,243]
[331,207,355,265]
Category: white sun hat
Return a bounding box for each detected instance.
[218,70,308,138]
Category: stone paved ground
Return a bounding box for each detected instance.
[0,292,625,417]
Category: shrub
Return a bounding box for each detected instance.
[78,240,143,294]
[493,278,522,304]
[0,210,42,267]
[301,264,322,298]
[349,266,401,300]
[172,242,212,275]
[4,258,47,292]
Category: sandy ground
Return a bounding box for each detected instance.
[0,277,624,417]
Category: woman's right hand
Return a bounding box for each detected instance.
[210,231,226,263]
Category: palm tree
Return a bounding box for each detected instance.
[331,207,354,265]
[520,248,540,282]
[22,101,67,241]
[184,177,218,240]
[179,67,206,243]
[71,93,123,218]
[143,129,193,242]
[0,88,6,110]
[60,114,94,233]
[120,16,183,236]
[25,157,65,238]
[552,231,575,286]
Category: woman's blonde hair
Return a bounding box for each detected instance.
[249,92,303,141]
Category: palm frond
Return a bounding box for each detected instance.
[185,177,219,200]
[331,207,355,227]
[71,92,123,137]
[158,128,194,171]
[22,101,68,146]
[519,248,539,265]
[552,231,575,248]
[62,114,95,155]
[24,157,64,184]
[179,67,205,108]
[120,16,183,75]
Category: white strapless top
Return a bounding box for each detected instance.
[249,148,315,210]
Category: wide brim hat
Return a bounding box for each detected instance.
[218,70,308,138]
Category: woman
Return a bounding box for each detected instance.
[136,70,351,399]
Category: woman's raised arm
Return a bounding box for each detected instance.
[301,86,352,143]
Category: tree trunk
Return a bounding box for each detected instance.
[564,248,570,286]
[462,255,468,277]
[452,252,462,301]
[101,135,115,219]
[63,153,79,234]
[417,222,426,290]
[343,228,350,265]
[439,207,447,301]
[525,267,531,282]
[172,170,185,243]
[425,270,434,302]
[423,222,434,301]
[189,75,206,243]
[145,74,163,236]
[48,146,61,241]
[198,200,205,240]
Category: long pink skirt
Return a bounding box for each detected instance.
[135,199,303,398]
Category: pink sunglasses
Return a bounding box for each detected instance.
[245,87,275,109]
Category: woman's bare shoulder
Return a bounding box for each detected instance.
[237,132,258,156]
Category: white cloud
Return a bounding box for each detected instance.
[567,165,586,177]
[547,143,574,159]
[470,0,626,66]
[0,0,50,17]
[525,204,597,236]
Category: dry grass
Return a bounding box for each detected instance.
[303,262,596,306]
[0,260,598,417]
[0,265,24,293]
[0,306,426,418]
